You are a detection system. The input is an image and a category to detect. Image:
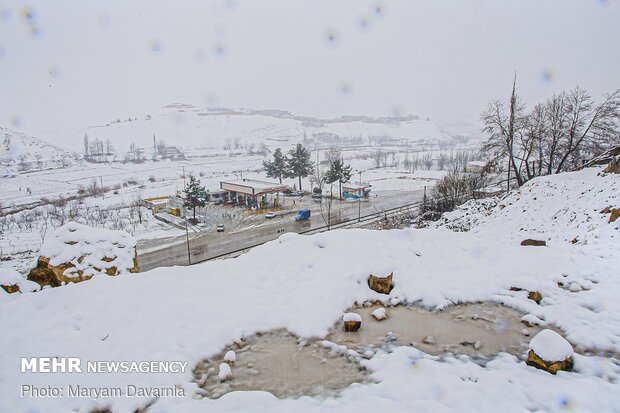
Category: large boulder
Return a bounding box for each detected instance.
[27,222,140,287]
[526,329,574,374]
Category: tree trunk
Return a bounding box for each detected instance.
[298,175,302,191]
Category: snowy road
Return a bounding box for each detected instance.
[137,189,425,271]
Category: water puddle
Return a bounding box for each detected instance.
[193,330,367,399]
[327,303,543,357]
[194,303,547,400]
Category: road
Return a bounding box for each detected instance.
[137,189,425,271]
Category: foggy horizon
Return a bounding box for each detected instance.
[1,0,619,144]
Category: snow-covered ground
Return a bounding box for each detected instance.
[1,165,619,412]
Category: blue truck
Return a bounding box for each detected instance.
[295,209,311,221]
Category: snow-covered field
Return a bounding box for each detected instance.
[0,164,618,412]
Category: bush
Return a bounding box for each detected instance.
[421,169,489,219]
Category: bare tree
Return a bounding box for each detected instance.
[34,153,43,169]
[481,75,528,187]
[482,79,620,187]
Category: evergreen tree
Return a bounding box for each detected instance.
[183,176,207,220]
[262,148,287,183]
[324,158,352,199]
[286,144,314,191]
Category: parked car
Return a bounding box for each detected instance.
[291,190,304,196]
[265,212,277,219]
[216,224,225,232]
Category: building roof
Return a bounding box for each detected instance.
[221,179,289,195]
[343,182,371,191]
[467,161,487,167]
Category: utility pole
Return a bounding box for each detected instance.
[356,170,363,224]
[181,166,191,264]
[184,206,191,265]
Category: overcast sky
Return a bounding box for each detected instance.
[0,0,619,143]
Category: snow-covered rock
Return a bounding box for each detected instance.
[343,312,362,332]
[218,363,232,382]
[343,313,362,323]
[371,308,388,321]
[526,329,574,374]
[529,329,574,362]
[422,335,435,345]
[0,266,39,295]
[27,222,139,287]
[224,350,236,364]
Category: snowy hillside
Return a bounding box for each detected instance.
[0,126,81,176]
[1,164,619,412]
[434,167,620,257]
[85,105,457,153]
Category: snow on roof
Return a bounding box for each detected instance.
[466,161,487,167]
[529,329,573,361]
[39,222,137,278]
[222,179,286,190]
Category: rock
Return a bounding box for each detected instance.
[385,331,397,342]
[371,307,388,321]
[224,350,236,364]
[528,291,543,304]
[27,222,140,288]
[600,206,612,214]
[609,208,620,223]
[473,341,483,350]
[343,312,362,332]
[422,335,435,345]
[368,272,393,294]
[218,363,233,382]
[521,314,545,327]
[526,329,574,374]
[568,283,582,292]
[526,351,573,374]
[603,158,620,174]
[362,350,375,359]
[521,239,546,247]
[0,283,19,294]
[0,266,39,294]
[522,328,530,336]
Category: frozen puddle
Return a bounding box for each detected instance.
[193,330,367,399]
[328,303,544,357]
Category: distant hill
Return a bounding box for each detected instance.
[84,105,462,154]
[0,126,81,176]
